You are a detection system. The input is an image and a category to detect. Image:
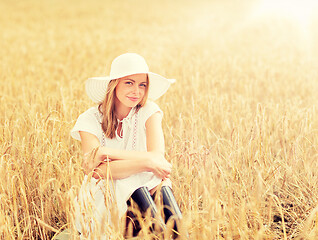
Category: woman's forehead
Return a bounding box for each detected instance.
[120,73,148,82]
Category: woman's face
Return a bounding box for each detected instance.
[115,73,148,109]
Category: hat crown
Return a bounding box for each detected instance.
[109,53,149,79]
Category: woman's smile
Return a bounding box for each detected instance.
[127,96,140,102]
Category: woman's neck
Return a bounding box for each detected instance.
[114,98,132,120]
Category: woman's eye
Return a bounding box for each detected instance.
[125,81,133,85]
[140,84,147,88]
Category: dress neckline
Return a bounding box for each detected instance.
[115,107,137,141]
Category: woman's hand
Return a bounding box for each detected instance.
[146,152,172,180]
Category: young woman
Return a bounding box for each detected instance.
[71,53,182,238]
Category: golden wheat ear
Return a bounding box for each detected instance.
[90,146,100,162]
[82,146,100,173]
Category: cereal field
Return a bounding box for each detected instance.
[1,0,318,239]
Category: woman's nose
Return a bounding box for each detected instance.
[133,85,140,95]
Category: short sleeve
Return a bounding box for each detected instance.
[70,108,101,141]
[140,101,163,128]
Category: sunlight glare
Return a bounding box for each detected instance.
[255,0,318,29]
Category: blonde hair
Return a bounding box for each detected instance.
[98,75,149,139]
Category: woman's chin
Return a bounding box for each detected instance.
[124,102,140,108]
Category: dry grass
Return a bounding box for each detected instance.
[1,0,318,239]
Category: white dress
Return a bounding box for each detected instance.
[70,101,171,237]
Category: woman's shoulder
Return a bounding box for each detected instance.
[80,106,99,115]
[78,106,101,122]
[139,101,161,113]
[141,101,161,111]
[71,106,101,141]
[138,101,163,124]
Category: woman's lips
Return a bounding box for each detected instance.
[127,97,139,102]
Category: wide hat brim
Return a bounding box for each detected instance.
[85,72,175,103]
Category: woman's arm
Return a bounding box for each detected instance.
[92,159,150,179]
[79,112,171,179]
[79,131,152,177]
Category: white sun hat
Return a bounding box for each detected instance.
[85,53,176,103]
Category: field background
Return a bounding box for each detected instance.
[1,0,318,239]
